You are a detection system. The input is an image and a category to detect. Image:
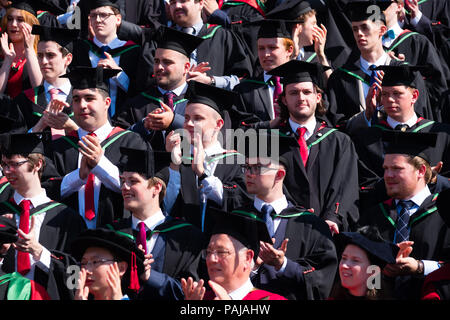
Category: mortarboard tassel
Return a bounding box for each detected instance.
[128,252,140,292]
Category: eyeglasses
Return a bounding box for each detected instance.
[1,160,29,170]
[201,249,233,259]
[241,164,279,175]
[79,259,116,270]
[89,12,116,21]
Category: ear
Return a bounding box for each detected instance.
[152,181,163,195]
[411,88,419,104]
[417,163,427,180]
[245,249,254,266]
[116,14,122,28]
[216,117,224,131]
[275,167,286,181]
[64,52,73,68]
[117,261,128,277]
[379,24,387,37]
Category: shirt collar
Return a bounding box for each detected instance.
[93,36,127,50]
[14,190,51,209]
[44,80,72,96]
[298,47,305,61]
[204,141,225,157]
[228,278,254,300]
[289,117,317,139]
[131,210,166,231]
[387,114,418,129]
[395,185,431,208]
[360,53,389,76]
[254,195,288,215]
[263,71,271,83]
[78,121,114,142]
[388,22,403,39]
[157,82,188,97]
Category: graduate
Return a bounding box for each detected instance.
[233,19,295,122]
[116,26,204,152]
[106,146,206,300]
[382,0,448,121]
[421,187,450,300]
[326,0,433,127]
[359,131,450,300]
[249,60,360,234]
[181,209,287,300]
[47,66,151,229]
[235,130,338,300]
[71,0,143,122]
[164,80,251,233]
[71,227,147,300]
[13,25,79,138]
[348,64,450,189]
[0,132,87,300]
[0,215,50,300]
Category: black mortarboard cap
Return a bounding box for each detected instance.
[346,0,392,23]
[60,66,120,92]
[89,0,120,11]
[185,81,238,118]
[209,209,272,261]
[119,147,153,179]
[0,216,18,244]
[156,26,204,58]
[10,1,36,16]
[382,131,437,164]
[152,151,172,186]
[0,132,50,156]
[32,25,80,52]
[257,19,293,39]
[70,228,145,291]
[335,231,399,268]
[265,0,313,20]
[373,64,430,89]
[436,188,450,228]
[267,60,331,90]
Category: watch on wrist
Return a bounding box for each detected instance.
[198,172,208,181]
[210,76,216,86]
[416,260,424,275]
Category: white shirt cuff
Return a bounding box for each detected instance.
[201,175,223,205]
[61,169,87,198]
[113,71,130,92]
[90,155,121,192]
[277,257,288,274]
[410,11,423,26]
[423,260,440,276]
[32,247,52,272]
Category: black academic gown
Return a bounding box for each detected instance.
[71,38,143,120]
[0,199,87,299]
[47,127,151,228]
[260,120,360,232]
[351,116,450,183]
[0,93,27,135]
[114,85,188,151]
[233,74,275,122]
[13,85,73,131]
[358,193,450,300]
[170,152,252,234]
[440,89,450,124]
[239,204,338,300]
[326,51,433,127]
[107,215,206,300]
[384,30,448,121]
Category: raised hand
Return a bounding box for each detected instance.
[181,277,206,300]
[209,280,231,300]
[78,134,104,168]
[1,32,16,62]
[105,262,124,300]
[97,52,121,71]
[74,268,90,300]
[14,215,43,261]
[258,238,289,271]
[20,22,34,50]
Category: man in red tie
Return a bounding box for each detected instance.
[0,132,87,299]
[247,60,360,235]
[48,66,151,230]
[106,146,205,300]
[13,25,79,136]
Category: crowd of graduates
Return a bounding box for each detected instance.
[0,0,449,302]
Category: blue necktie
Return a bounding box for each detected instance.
[396,200,415,243]
[100,45,111,59]
[369,64,377,86]
[261,204,274,238]
[383,29,396,40]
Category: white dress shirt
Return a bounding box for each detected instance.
[386,114,418,130]
[289,117,317,155]
[13,190,52,281]
[228,278,255,300]
[60,122,121,229]
[360,52,390,98]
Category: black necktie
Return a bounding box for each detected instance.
[395,124,409,132]
[396,200,415,243]
[261,204,274,238]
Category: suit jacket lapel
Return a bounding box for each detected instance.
[304,121,323,171]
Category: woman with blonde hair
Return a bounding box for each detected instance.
[0,1,42,98]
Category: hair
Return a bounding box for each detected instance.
[147,176,166,205]
[110,6,121,16]
[296,9,316,23]
[1,8,40,52]
[96,88,110,99]
[232,237,255,270]
[26,153,45,179]
[277,83,327,119]
[406,155,433,184]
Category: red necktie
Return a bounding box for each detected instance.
[296,127,308,167]
[271,76,282,118]
[164,91,174,111]
[136,222,147,254]
[17,199,31,275]
[84,132,96,221]
[48,88,66,140]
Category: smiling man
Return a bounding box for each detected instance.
[48,66,151,229]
